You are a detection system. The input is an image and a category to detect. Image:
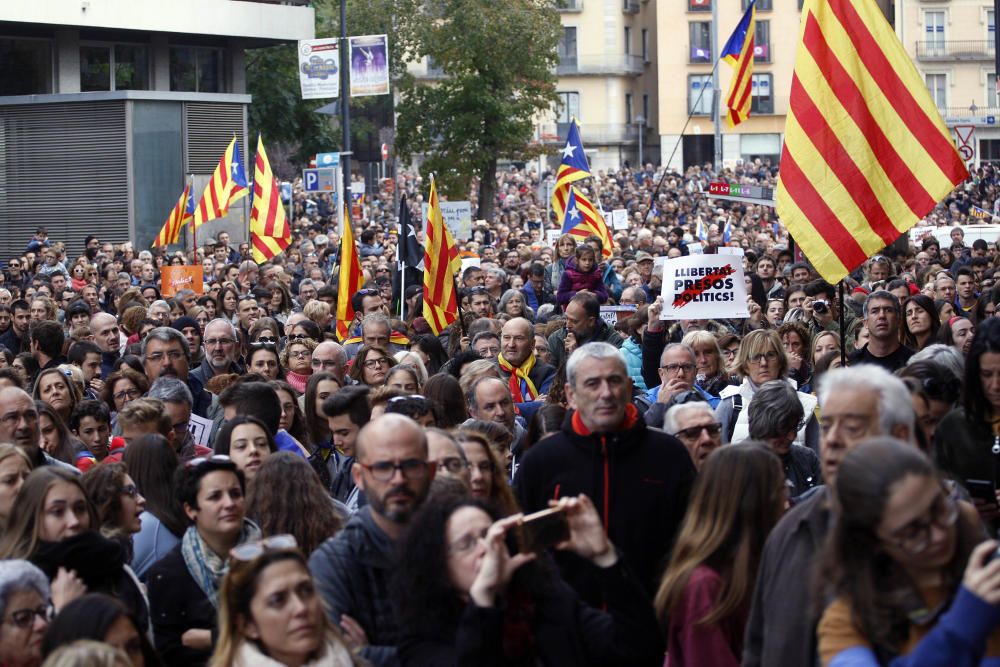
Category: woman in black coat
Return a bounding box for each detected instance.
[393,494,663,666]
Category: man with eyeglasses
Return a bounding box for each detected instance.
[426,428,471,489]
[0,387,77,471]
[663,402,721,470]
[743,365,914,667]
[310,414,434,666]
[312,341,348,384]
[343,312,408,362]
[190,319,243,387]
[141,327,213,419]
[643,344,711,429]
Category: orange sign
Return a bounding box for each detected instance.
[160,266,204,297]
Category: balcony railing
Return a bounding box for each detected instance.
[937,106,1000,121]
[557,54,644,76]
[915,40,994,60]
[538,123,639,144]
[623,0,640,13]
[557,0,584,11]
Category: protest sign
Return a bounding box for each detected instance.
[422,201,472,240]
[660,254,747,320]
[298,38,340,99]
[161,266,203,297]
[610,209,629,230]
[599,304,637,328]
[545,229,562,247]
[188,413,213,446]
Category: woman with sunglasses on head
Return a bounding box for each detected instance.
[348,345,396,387]
[0,467,150,637]
[715,329,820,452]
[817,438,1000,667]
[146,456,260,667]
[210,536,360,667]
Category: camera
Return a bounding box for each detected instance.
[813,300,830,315]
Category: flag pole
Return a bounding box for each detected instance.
[641,55,724,228]
[453,275,468,338]
[838,280,846,367]
[191,178,197,260]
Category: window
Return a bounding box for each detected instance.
[988,9,995,43]
[0,38,52,95]
[750,73,773,114]
[558,27,578,69]
[690,22,712,62]
[80,44,149,92]
[743,0,771,9]
[925,73,946,108]
[689,0,710,11]
[642,29,649,62]
[924,10,945,49]
[557,92,580,123]
[754,20,770,62]
[688,74,714,115]
[169,47,223,93]
[426,55,444,76]
[643,93,649,122]
[624,27,631,55]
[625,93,633,123]
[988,71,997,108]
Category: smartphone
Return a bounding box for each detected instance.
[518,507,570,553]
[966,479,997,506]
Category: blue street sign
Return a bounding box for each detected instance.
[303,168,336,192]
[317,152,340,167]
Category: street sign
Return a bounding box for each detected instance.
[316,152,340,168]
[381,143,389,161]
[303,168,337,192]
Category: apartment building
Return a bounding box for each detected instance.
[0,0,313,256]
[895,0,1000,165]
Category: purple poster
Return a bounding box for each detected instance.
[349,34,390,97]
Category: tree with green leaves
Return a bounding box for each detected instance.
[394,0,561,220]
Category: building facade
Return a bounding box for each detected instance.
[894,0,1000,166]
[0,0,313,257]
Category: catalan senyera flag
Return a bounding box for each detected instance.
[721,0,756,128]
[422,177,463,335]
[193,136,248,229]
[560,186,613,259]
[775,0,968,285]
[336,204,364,341]
[152,181,194,248]
[550,119,592,223]
[249,137,291,263]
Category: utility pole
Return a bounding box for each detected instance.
[340,0,352,206]
[711,0,722,172]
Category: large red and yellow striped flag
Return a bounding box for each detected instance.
[422,177,462,335]
[249,137,291,263]
[152,181,194,248]
[721,0,756,128]
[193,137,248,229]
[776,0,968,284]
[336,203,364,341]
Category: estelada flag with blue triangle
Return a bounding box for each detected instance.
[561,185,613,259]
[152,179,195,248]
[551,119,592,223]
[193,136,248,229]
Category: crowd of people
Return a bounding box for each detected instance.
[0,157,998,666]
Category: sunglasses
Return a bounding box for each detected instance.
[673,422,723,440]
[230,534,298,561]
[185,454,231,469]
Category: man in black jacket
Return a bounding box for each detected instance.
[514,341,696,605]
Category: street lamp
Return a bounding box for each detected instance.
[634,114,646,168]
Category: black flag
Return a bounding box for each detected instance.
[399,194,424,269]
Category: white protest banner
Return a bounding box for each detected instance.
[545,229,562,247]
[610,209,629,230]
[599,304,637,328]
[423,201,473,240]
[460,257,481,274]
[661,254,748,320]
[188,413,214,446]
[298,38,340,100]
[687,242,704,255]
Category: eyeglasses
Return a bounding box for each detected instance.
[311,358,342,369]
[449,527,489,555]
[661,363,696,374]
[146,350,185,362]
[886,493,959,554]
[673,422,723,440]
[363,357,392,369]
[287,333,310,342]
[230,534,299,561]
[185,454,231,469]
[0,410,37,426]
[358,458,430,482]
[288,349,311,359]
[5,604,52,629]
[113,389,141,401]
[437,456,469,475]
[749,351,779,364]
[121,483,139,498]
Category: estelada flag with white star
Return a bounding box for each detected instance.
[550,119,592,223]
[561,185,612,259]
[193,136,248,229]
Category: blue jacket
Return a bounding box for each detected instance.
[620,338,648,392]
[131,511,180,580]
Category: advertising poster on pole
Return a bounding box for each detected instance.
[298,38,340,100]
[660,254,748,320]
[349,35,390,97]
